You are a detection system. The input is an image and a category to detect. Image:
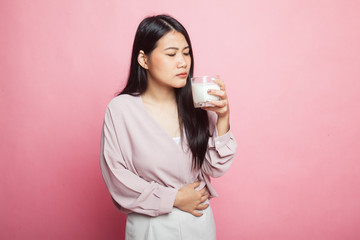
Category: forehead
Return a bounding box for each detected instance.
[156,31,189,49]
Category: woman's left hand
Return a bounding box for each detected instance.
[201,78,230,136]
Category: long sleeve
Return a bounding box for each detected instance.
[100,107,178,217]
[201,112,237,178]
[100,95,237,215]
[198,112,237,198]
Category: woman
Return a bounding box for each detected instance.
[100,14,237,239]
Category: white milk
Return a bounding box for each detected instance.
[191,82,220,108]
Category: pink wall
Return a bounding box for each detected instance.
[1,0,360,239]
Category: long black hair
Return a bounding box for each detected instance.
[119,14,210,170]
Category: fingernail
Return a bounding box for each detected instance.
[207,89,211,93]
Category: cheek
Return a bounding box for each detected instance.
[151,56,170,71]
[187,57,192,69]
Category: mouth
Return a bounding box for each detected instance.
[176,72,188,78]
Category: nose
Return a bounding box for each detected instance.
[177,54,187,68]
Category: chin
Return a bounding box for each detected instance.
[174,80,187,88]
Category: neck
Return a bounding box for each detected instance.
[142,78,176,105]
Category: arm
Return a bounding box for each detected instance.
[201,124,237,177]
[201,78,237,177]
[100,107,177,217]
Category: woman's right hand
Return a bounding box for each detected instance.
[173,181,210,217]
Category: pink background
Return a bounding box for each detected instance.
[1,0,360,239]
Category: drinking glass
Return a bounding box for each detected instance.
[191,75,221,108]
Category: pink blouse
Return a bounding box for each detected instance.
[100,94,237,217]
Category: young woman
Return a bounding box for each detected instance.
[100,14,237,239]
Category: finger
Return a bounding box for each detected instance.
[201,106,228,116]
[214,78,225,90]
[202,100,227,110]
[207,89,227,99]
[200,193,210,203]
[198,186,207,195]
[196,203,209,210]
[191,210,203,217]
[210,99,227,108]
[191,181,201,188]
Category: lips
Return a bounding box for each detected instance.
[176,72,188,78]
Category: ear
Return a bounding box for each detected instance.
[137,50,149,69]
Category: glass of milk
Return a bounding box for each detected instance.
[191,75,221,108]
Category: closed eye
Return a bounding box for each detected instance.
[164,46,190,57]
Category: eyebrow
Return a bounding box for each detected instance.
[164,46,190,51]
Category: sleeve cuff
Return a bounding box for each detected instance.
[214,130,232,149]
[156,186,178,215]
[209,129,236,157]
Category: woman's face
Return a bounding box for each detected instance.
[143,31,191,89]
